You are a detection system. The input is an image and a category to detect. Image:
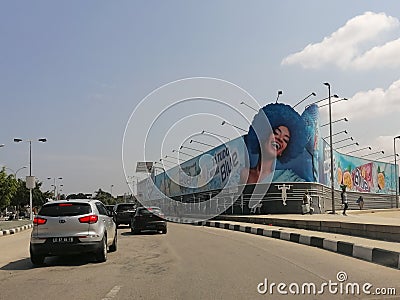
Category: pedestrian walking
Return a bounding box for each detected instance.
[341,186,348,216]
[302,190,314,214]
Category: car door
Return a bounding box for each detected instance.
[95,202,114,245]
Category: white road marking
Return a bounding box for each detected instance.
[102,285,122,300]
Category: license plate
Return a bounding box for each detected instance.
[52,237,73,243]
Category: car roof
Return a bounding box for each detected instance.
[44,199,97,205]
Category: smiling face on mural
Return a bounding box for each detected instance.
[264,126,290,159]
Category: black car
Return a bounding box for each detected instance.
[105,205,114,214]
[130,206,167,234]
[113,203,136,227]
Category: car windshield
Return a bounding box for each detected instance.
[39,203,92,217]
[116,204,135,212]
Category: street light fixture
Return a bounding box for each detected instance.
[321,117,348,127]
[240,101,258,112]
[5,166,28,179]
[375,153,399,161]
[180,145,203,153]
[394,135,400,208]
[190,139,215,148]
[221,120,246,132]
[323,82,335,214]
[172,149,195,158]
[47,177,63,200]
[201,130,230,141]
[14,137,47,220]
[335,142,359,150]
[323,130,347,139]
[319,98,348,108]
[360,150,385,158]
[160,158,177,165]
[275,90,283,103]
[332,137,353,145]
[305,94,339,109]
[345,146,372,155]
[293,92,317,108]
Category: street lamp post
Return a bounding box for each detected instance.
[324,82,335,214]
[47,177,63,200]
[14,138,47,220]
[394,136,400,208]
[5,166,28,179]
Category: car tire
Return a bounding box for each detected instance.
[109,230,117,252]
[96,236,107,263]
[131,226,140,234]
[162,227,167,234]
[30,253,45,265]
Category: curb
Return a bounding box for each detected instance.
[196,220,400,270]
[0,224,33,237]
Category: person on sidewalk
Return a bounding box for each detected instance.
[302,190,314,214]
[356,195,364,210]
[341,186,348,216]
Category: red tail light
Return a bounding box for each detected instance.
[33,217,47,225]
[79,215,98,224]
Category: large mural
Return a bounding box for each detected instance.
[138,102,397,200]
[320,140,396,194]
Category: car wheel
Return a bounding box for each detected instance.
[109,230,117,252]
[96,236,107,262]
[30,253,45,265]
[131,226,140,234]
[162,227,167,234]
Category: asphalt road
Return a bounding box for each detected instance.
[0,223,399,300]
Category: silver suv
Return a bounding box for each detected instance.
[30,199,117,265]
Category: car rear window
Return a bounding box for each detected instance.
[39,203,92,217]
[116,204,136,212]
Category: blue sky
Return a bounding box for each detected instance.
[1,1,400,196]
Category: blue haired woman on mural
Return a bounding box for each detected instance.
[240,103,307,184]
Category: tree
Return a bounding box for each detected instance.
[11,179,51,209]
[0,168,17,210]
[67,193,89,200]
[93,189,115,205]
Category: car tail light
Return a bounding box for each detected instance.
[33,217,47,225]
[79,215,98,224]
[59,203,72,206]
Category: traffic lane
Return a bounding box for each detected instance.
[0,228,31,268]
[0,225,173,300]
[154,223,400,300]
[0,223,399,299]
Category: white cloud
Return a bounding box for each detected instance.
[282,12,400,70]
[328,78,400,121]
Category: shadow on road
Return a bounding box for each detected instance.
[1,254,98,270]
[1,258,32,271]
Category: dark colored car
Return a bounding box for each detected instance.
[114,203,136,227]
[130,206,167,234]
[105,205,114,214]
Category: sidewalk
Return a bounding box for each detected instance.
[198,209,400,270]
[0,219,32,236]
[215,208,400,242]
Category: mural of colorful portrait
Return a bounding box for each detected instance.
[241,102,320,184]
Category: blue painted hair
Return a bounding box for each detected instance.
[246,103,306,168]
